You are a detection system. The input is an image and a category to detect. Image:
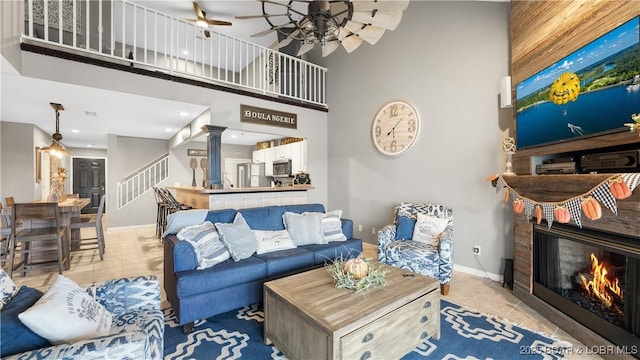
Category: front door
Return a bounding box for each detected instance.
[73,158,105,214]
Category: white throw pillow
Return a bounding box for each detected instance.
[412,213,450,247]
[253,230,297,255]
[177,221,230,269]
[0,268,17,310]
[18,275,112,345]
[283,212,326,246]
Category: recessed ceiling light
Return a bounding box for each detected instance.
[84,111,97,116]
[231,134,238,139]
[179,111,189,117]
[86,144,93,147]
[165,128,173,132]
[182,50,189,56]
[71,129,80,133]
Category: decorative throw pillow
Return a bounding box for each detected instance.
[321,210,347,242]
[283,212,326,246]
[412,213,450,246]
[18,275,112,345]
[253,230,297,255]
[0,286,50,357]
[395,215,416,240]
[0,268,18,310]
[215,213,257,261]
[177,221,230,269]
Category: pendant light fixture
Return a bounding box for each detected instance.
[40,102,71,158]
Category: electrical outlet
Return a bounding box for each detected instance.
[358,225,363,232]
[371,227,376,235]
[473,246,481,256]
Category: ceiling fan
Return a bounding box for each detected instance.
[236,0,409,57]
[183,1,232,38]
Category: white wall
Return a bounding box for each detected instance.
[316,1,513,276]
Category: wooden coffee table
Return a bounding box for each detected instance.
[263,263,440,360]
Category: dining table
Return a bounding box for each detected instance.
[1,197,91,271]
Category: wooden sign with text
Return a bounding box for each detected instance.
[240,104,297,129]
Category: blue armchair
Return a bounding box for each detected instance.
[377,202,453,295]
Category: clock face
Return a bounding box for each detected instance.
[371,100,420,157]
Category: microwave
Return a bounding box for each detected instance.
[273,159,292,177]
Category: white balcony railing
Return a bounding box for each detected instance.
[22,0,328,107]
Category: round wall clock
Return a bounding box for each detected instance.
[371,100,420,157]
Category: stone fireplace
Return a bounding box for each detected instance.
[506,174,640,360]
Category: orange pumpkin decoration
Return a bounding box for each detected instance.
[581,196,602,221]
[513,198,525,214]
[504,188,510,203]
[535,205,543,224]
[343,258,369,280]
[609,176,632,200]
[554,204,571,224]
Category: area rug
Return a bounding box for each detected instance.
[163,300,572,359]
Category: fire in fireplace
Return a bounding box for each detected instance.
[533,223,640,355]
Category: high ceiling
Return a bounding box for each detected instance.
[1,1,289,149]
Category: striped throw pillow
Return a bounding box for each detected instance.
[178,221,230,269]
[322,210,347,242]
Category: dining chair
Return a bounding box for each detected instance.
[70,194,106,260]
[8,202,67,278]
[0,202,10,268]
[5,196,15,208]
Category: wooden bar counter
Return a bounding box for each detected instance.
[167,185,314,210]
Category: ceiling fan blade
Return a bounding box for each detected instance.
[343,21,385,45]
[235,14,288,20]
[251,23,292,37]
[280,29,302,48]
[340,35,363,53]
[351,0,410,12]
[206,19,232,26]
[182,18,199,23]
[322,41,340,57]
[351,11,404,31]
[297,42,315,56]
[193,1,205,19]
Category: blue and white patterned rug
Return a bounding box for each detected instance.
[163,300,571,359]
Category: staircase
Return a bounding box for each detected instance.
[117,153,168,209]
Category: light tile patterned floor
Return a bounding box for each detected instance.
[9,226,603,359]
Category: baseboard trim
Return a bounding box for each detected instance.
[107,224,155,231]
[453,264,503,282]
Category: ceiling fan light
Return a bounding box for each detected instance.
[196,19,208,28]
[297,42,315,56]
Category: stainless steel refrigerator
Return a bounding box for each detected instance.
[237,163,270,188]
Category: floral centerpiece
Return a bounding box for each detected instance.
[325,256,389,293]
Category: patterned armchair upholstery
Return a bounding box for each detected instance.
[377,202,453,295]
[4,276,164,360]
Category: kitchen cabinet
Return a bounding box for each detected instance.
[252,140,306,177]
[252,148,267,164]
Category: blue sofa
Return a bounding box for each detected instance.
[163,203,362,333]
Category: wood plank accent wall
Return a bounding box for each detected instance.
[510,1,640,174]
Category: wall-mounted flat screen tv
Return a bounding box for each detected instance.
[515,16,639,150]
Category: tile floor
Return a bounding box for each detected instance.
[9,226,603,359]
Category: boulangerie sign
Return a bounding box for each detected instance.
[240,105,297,129]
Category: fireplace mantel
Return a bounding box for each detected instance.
[502,174,615,202]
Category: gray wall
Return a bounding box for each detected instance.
[1,122,34,204]
[317,1,513,277]
[106,134,168,228]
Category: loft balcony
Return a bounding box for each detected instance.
[21,0,328,108]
